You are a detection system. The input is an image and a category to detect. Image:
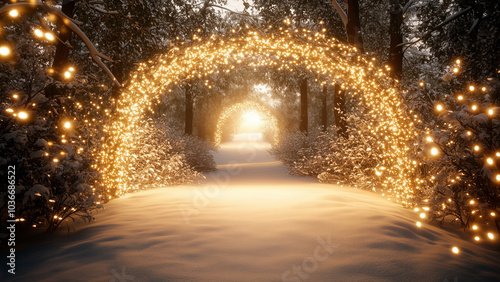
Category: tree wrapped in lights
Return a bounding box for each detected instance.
[413,62,500,238]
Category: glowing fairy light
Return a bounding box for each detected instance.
[52,158,59,163]
[452,67,459,73]
[474,236,480,241]
[34,28,44,38]
[416,222,422,227]
[63,121,72,129]
[430,147,439,156]
[64,71,72,79]
[419,213,426,219]
[17,111,28,120]
[473,145,480,152]
[435,104,444,112]
[496,174,500,182]
[45,32,55,41]
[481,86,487,92]
[451,247,459,254]
[468,85,475,92]
[456,95,464,101]
[455,59,461,65]
[12,93,19,99]
[0,46,11,57]
[487,233,494,240]
[472,225,478,230]
[486,158,494,165]
[487,108,494,116]
[8,9,19,18]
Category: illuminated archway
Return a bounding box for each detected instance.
[214,101,280,146]
[98,29,416,202]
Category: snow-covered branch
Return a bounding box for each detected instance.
[0,2,121,87]
[397,6,472,49]
[331,0,348,27]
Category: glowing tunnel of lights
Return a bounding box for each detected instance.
[99,29,415,199]
[214,101,280,146]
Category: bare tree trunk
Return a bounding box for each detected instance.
[389,0,403,81]
[321,84,328,132]
[346,0,364,52]
[52,0,76,77]
[333,84,347,138]
[300,78,308,133]
[185,84,194,135]
[45,0,76,98]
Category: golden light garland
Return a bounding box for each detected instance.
[214,101,280,146]
[97,28,416,198]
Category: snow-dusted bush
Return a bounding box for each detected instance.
[272,122,383,190]
[410,82,500,235]
[127,118,215,190]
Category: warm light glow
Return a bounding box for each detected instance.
[468,85,475,92]
[18,111,28,120]
[452,247,459,254]
[63,121,72,129]
[64,71,72,79]
[487,108,494,116]
[455,59,461,64]
[419,213,426,219]
[471,104,478,111]
[9,9,19,18]
[435,104,444,112]
[34,28,44,37]
[0,46,11,56]
[52,158,59,163]
[472,225,478,230]
[45,32,55,41]
[214,101,279,146]
[473,145,480,152]
[474,236,480,241]
[452,67,459,73]
[426,136,433,142]
[487,233,494,240]
[457,95,464,101]
[496,174,500,182]
[416,221,422,227]
[486,158,494,165]
[12,93,19,99]
[430,147,439,156]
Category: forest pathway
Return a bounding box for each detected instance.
[7,134,500,281]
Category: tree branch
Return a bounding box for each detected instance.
[331,0,348,27]
[397,6,472,50]
[0,2,121,87]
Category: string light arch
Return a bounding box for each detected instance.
[214,101,280,146]
[98,28,416,198]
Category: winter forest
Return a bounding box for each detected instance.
[1,0,499,281]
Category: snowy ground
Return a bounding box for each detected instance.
[6,133,500,281]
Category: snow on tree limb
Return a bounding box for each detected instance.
[331,0,348,27]
[402,0,415,14]
[0,2,121,87]
[396,6,473,50]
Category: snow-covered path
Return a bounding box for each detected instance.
[9,134,500,281]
